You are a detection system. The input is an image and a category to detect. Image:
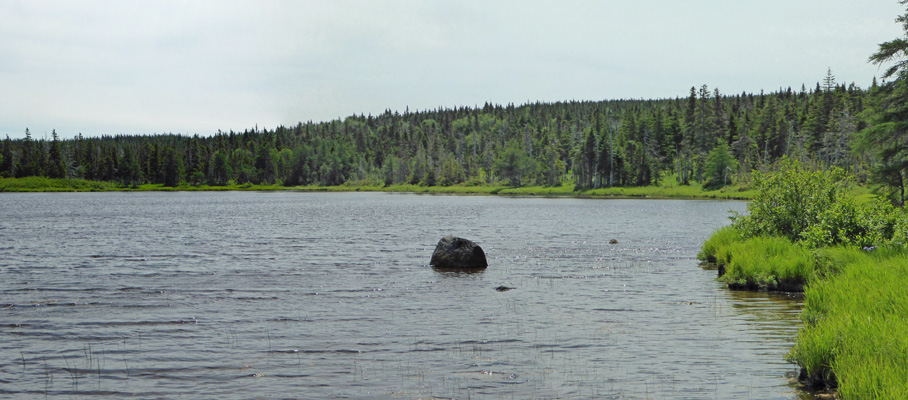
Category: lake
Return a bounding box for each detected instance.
[0,192,806,399]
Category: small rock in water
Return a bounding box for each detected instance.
[495,285,514,292]
[609,239,619,244]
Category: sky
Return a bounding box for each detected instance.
[1,0,905,140]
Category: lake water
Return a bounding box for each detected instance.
[0,192,806,399]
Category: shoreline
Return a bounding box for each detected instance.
[0,177,756,200]
[700,232,908,400]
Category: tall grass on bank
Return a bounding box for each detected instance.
[789,248,908,398]
[700,228,908,398]
[584,183,756,200]
[0,176,758,199]
[714,236,814,291]
[698,225,743,264]
[0,177,119,192]
[698,227,815,291]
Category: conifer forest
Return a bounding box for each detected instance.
[2,70,906,205]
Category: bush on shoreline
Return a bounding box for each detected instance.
[730,159,850,243]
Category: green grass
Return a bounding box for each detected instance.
[788,248,908,399]
[697,225,744,263]
[699,227,814,291]
[0,176,120,191]
[700,228,908,399]
[583,182,757,200]
[496,183,575,196]
[0,176,759,199]
[128,183,287,191]
[715,236,814,291]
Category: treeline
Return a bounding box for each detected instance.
[0,71,881,193]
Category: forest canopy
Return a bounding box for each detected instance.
[2,77,889,198]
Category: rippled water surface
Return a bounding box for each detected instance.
[0,192,806,399]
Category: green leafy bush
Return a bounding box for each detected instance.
[731,158,849,242]
[730,158,906,250]
[702,143,739,190]
[800,197,902,249]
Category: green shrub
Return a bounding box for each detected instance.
[731,158,849,242]
[802,197,902,249]
[731,159,904,250]
[890,208,908,248]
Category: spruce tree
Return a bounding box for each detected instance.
[16,128,33,177]
[822,68,837,92]
[859,0,908,205]
[46,130,66,179]
[0,135,12,177]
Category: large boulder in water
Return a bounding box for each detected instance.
[430,236,488,270]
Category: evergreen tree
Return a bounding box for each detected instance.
[576,128,597,188]
[147,143,160,183]
[15,128,34,177]
[119,145,141,186]
[46,130,66,179]
[210,150,232,185]
[859,0,908,205]
[823,68,837,92]
[162,147,183,187]
[1,135,12,177]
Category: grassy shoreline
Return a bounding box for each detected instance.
[0,176,757,200]
[696,161,908,399]
[700,234,908,399]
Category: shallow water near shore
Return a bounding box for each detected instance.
[1,192,807,399]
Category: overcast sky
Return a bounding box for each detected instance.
[1,1,904,139]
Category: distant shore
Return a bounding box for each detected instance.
[0,176,756,200]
